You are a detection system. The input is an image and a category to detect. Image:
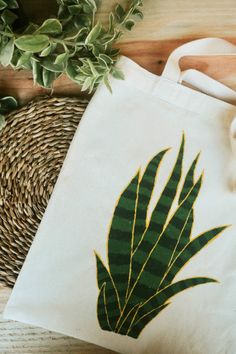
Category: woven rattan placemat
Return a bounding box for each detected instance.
[0,96,89,287]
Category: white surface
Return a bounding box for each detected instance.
[4,39,236,354]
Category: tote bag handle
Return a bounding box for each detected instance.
[162,38,236,104]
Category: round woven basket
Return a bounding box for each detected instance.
[0,96,89,287]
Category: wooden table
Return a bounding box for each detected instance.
[1,0,236,353]
[1,0,236,103]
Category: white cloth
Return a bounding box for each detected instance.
[4,38,236,354]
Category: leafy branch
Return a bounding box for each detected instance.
[0,0,144,93]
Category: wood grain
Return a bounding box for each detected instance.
[2,38,236,104]
[18,0,236,41]
[0,0,236,103]
[1,0,236,353]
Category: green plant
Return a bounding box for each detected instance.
[0,95,18,130]
[0,0,144,93]
[95,134,228,339]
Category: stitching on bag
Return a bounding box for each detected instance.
[119,78,236,117]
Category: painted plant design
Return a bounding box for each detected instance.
[95,134,227,339]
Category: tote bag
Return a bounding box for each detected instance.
[4,38,236,354]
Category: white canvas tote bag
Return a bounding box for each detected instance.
[4,38,236,354]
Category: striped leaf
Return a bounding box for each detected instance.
[128,175,203,307]
[147,134,185,236]
[97,284,111,331]
[108,171,139,307]
[95,134,228,339]
[127,276,216,338]
[116,304,140,335]
[171,209,194,262]
[129,135,185,289]
[133,149,169,251]
[95,254,120,329]
[160,226,228,289]
[179,153,200,203]
[128,303,169,339]
[166,153,199,261]
[135,276,217,321]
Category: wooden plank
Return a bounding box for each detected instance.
[0,0,236,103]
[1,38,236,104]
[19,0,236,41]
[119,38,236,91]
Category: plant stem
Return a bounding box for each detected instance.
[0,31,14,38]
[52,38,85,48]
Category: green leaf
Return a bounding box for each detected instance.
[179,153,200,203]
[6,0,18,9]
[103,75,112,93]
[36,19,62,35]
[0,0,7,11]
[131,0,144,7]
[160,226,228,289]
[23,23,39,35]
[81,76,93,92]
[129,277,216,338]
[108,47,120,58]
[132,8,144,19]
[68,4,82,15]
[95,133,228,338]
[147,135,185,235]
[65,60,79,82]
[171,209,194,261]
[82,0,97,14]
[117,304,140,335]
[0,38,14,67]
[42,68,55,88]
[95,253,120,330]
[139,277,217,319]
[0,0,143,94]
[128,303,169,338]
[97,284,111,331]
[85,22,102,44]
[129,135,185,288]
[129,174,203,307]
[54,52,69,65]
[41,57,64,72]
[31,59,44,86]
[109,12,115,32]
[1,9,17,25]
[86,59,98,76]
[99,54,113,66]
[124,19,135,31]
[115,4,126,21]
[133,149,169,251]
[15,35,50,53]
[40,44,55,57]
[0,96,17,114]
[108,172,139,307]
[16,51,32,68]
[111,67,125,80]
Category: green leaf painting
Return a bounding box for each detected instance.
[95,133,228,339]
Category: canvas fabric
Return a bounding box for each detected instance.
[4,38,236,354]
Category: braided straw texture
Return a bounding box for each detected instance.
[0,96,89,287]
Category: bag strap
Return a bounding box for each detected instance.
[162,38,236,104]
[180,69,236,104]
[162,37,236,188]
